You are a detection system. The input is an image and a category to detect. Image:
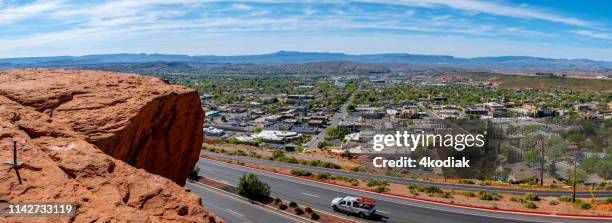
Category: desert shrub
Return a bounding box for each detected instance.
[479,191,501,201]
[347,178,359,186]
[273,198,282,205]
[462,192,476,197]
[188,166,200,180]
[310,212,320,220]
[278,203,288,210]
[549,199,559,205]
[409,189,419,195]
[321,162,341,169]
[441,192,453,198]
[237,173,270,200]
[559,196,573,202]
[291,169,312,177]
[374,186,389,193]
[577,202,592,209]
[367,179,389,187]
[424,186,443,194]
[272,150,285,159]
[230,150,246,156]
[289,201,298,208]
[525,202,537,209]
[304,207,313,213]
[459,179,475,184]
[313,172,331,180]
[294,207,304,215]
[350,166,365,172]
[523,192,540,201]
[306,159,322,167]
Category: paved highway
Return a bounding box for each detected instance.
[197,158,610,223]
[202,151,612,198]
[186,181,305,223]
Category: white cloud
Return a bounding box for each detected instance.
[359,0,592,27]
[231,3,253,11]
[0,0,63,24]
[572,30,612,41]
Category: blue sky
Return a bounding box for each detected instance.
[0,0,611,61]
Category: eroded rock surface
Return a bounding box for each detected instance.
[0,69,205,185]
[0,69,216,222]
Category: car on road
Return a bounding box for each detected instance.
[331,196,376,219]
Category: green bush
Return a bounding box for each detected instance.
[347,178,359,186]
[304,207,313,213]
[424,186,443,194]
[237,173,271,200]
[291,169,312,177]
[294,207,304,215]
[479,191,502,201]
[310,212,320,220]
[306,159,322,167]
[289,201,298,208]
[273,198,282,205]
[188,166,200,180]
[577,202,592,209]
[320,162,341,169]
[523,193,540,201]
[278,203,288,210]
[559,196,573,202]
[314,172,331,180]
[525,202,537,209]
[462,192,476,197]
[350,166,365,172]
[459,179,475,184]
[374,186,389,193]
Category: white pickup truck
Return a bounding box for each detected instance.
[331,196,376,219]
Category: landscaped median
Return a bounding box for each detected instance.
[202,141,611,193]
[202,154,612,218]
[189,172,357,223]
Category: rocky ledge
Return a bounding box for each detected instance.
[0,69,217,222]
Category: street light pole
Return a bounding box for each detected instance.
[572,150,577,203]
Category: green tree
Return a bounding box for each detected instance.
[237,173,271,200]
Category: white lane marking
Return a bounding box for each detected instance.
[226,208,244,217]
[301,192,320,198]
[377,210,390,214]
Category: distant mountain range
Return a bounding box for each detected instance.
[1,51,611,75]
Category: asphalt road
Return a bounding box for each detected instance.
[186,181,305,223]
[197,158,610,223]
[202,151,612,198]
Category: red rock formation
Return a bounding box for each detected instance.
[0,69,204,185]
[0,69,217,222]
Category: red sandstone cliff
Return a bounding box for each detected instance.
[0,69,204,185]
[0,69,217,222]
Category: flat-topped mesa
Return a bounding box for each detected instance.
[0,68,205,185]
